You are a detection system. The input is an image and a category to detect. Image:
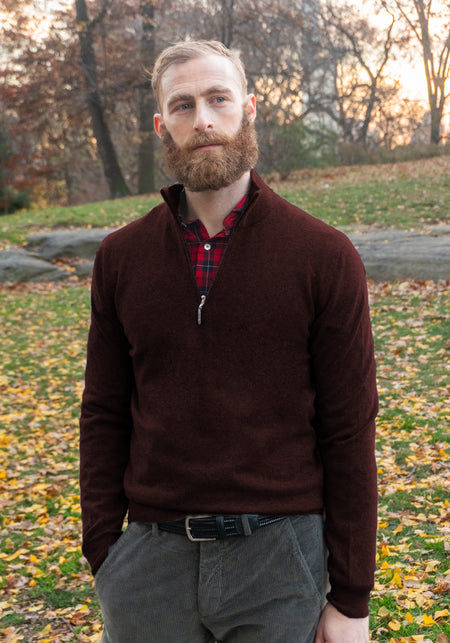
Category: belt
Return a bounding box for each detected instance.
[158,514,286,542]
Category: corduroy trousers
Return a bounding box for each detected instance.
[94,514,328,643]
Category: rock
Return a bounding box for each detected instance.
[73,260,95,279]
[1,224,449,284]
[0,249,68,283]
[26,228,115,261]
[346,225,450,282]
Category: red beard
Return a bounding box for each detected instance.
[161,114,258,192]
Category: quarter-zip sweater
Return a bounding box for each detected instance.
[80,170,378,619]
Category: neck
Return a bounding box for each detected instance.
[184,171,251,237]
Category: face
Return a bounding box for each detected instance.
[154,54,258,191]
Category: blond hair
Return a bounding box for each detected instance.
[151,40,248,112]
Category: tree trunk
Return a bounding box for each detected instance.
[430,107,442,144]
[357,85,377,145]
[412,0,447,144]
[75,0,130,198]
[138,0,156,194]
[220,0,235,47]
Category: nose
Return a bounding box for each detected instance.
[193,103,213,132]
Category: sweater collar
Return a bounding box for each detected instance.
[160,169,264,224]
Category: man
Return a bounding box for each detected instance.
[80,40,378,643]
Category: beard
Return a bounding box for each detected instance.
[161,113,259,192]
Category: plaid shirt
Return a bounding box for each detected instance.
[178,192,248,296]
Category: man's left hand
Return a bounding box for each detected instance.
[314,603,369,643]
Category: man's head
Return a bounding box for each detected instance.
[152,40,258,192]
[151,40,248,114]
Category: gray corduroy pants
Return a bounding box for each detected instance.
[94,514,327,642]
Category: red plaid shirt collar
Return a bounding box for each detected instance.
[178,190,248,295]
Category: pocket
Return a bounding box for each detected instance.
[286,514,326,601]
[94,522,139,588]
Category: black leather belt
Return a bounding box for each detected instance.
[158,514,286,542]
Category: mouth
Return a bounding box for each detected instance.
[193,143,223,152]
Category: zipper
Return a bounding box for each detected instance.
[197,295,206,326]
[165,185,259,327]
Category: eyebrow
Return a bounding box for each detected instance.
[166,86,234,111]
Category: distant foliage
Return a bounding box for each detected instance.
[0,0,448,208]
[0,124,30,215]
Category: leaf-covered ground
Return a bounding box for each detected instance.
[0,278,449,642]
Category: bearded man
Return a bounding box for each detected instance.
[80,40,378,643]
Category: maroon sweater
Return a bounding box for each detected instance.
[80,170,378,618]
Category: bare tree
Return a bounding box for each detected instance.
[75,0,130,197]
[137,0,157,194]
[220,0,236,47]
[320,1,400,146]
[383,0,450,144]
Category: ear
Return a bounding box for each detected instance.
[154,113,164,139]
[246,94,256,122]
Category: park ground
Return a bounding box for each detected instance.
[0,156,449,642]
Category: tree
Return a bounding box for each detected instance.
[320,1,401,146]
[137,0,157,194]
[383,0,450,144]
[0,120,30,214]
[75,0,130,197]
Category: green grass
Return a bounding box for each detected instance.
[0,156,449,248]
[271,156,450,230]
[0,194,162,247]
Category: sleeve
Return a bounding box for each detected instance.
[309,234,378,618]
[79,241,134,575]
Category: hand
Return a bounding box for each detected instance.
[314,603,369,643]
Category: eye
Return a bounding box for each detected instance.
[171,102,192,113]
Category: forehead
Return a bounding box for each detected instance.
[159,54,244,111]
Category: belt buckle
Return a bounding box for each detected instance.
[185,516,216,542]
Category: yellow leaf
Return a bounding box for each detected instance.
[390,568,402,587]
[425,560,440,572]
[2,549,28,562]
[378,606,390,617]
[405,612,414,623]
[393,524,403,535]
[423,614,436,626]
[434,609,449,619]
[389,620,401,631]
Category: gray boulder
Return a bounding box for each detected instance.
[26,228,115,261]
[346,225,450,281]
[0,249,68,282]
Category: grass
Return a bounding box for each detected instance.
[0,156,449,249]
[0,196,162,247]
[0,157,449,641]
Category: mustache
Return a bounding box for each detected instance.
[186,132,233,151]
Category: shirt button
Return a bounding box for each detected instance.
[204,243,211,251]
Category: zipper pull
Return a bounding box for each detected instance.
[197,295,206,325]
